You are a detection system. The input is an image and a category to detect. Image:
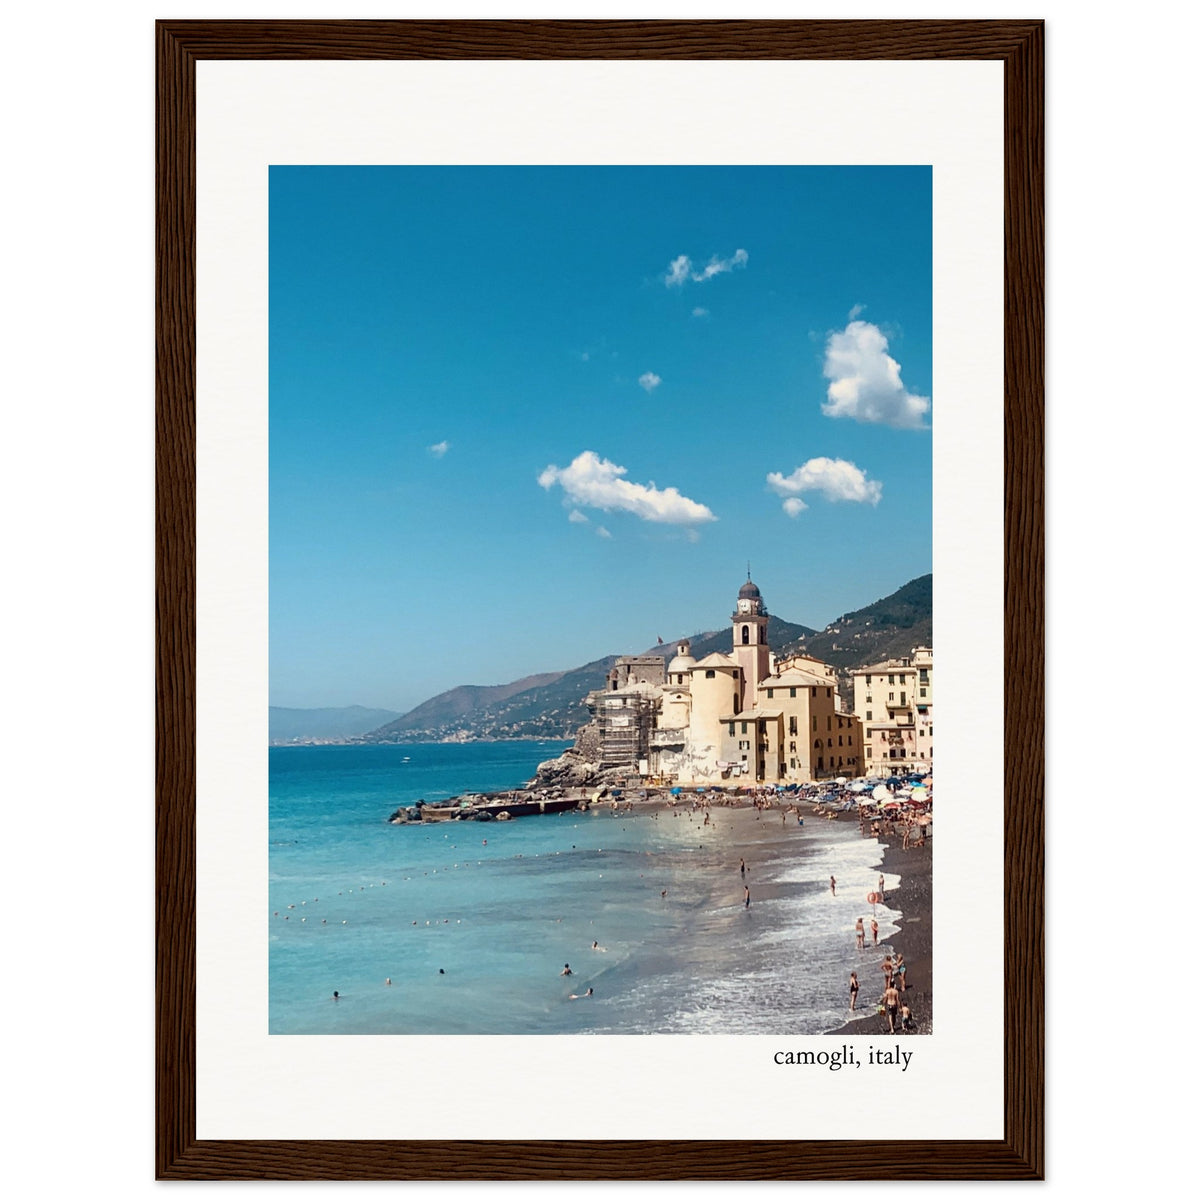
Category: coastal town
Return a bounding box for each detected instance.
[384,575,934,1035]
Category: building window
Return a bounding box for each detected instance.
[789,716,797,735]
[919,669,928,683]
[767,688,774,699]
[741,721,748,735]
[811,687,816,697]
[920,729,925,737]
[866,675,872,685]
[705,669,715,678]
[728,722,735,735]
[889,674,895,684]
[866,711,872,721]
[790,758,796,768]
[866,730,871,739]
[866,748,872,759]
[742,625,750,644]
[812,716,817,731]
[827,688,832,698]
[790,687,796,698]
[826,716,832,731]
[888,692,895,701]
[920,687,927,697]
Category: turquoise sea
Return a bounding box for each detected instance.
[269,742,900,1035]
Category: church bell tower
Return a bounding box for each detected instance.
[732,569,770,702]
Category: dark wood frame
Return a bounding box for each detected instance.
[156,19,1043,1181]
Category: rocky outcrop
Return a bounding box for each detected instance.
[533,720,605,786]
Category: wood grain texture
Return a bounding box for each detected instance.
[156,18,1043,1181]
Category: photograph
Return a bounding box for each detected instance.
[267,165,934,1039]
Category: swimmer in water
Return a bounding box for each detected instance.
[561,964,573,976]
[568,988,594,1000]
[332,991,339,1001]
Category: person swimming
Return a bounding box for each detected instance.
[568,988,594,1000]
[561,964,572,976]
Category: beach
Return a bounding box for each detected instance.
[826,821,933,1036]
[271,743,931,1035]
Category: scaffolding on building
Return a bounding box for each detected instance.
[597,695,657,771]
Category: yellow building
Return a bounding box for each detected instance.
[627,575,862,785]
[850,646,933,775]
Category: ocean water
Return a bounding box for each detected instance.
[269,742,902,1035]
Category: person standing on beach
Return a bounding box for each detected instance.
[830,875,837,896]
[871,917,879,946]
[849,971,859,1011]
[878,872,885,899]
[740,858,746,878]
[855,917,865,950]
[744,885,751,908]
[883,982,901,1033]
[881,955,894,992]
[894,953,907,991]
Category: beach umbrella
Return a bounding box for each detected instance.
[872,784,891,802]
[836,776,848,785]
[911,786,928,803]
[670,787,682,795]
[850,782,869,792]
[858,797,877,807]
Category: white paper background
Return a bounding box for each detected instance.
[6,0,1194,1194]
[195,58,1002,1141]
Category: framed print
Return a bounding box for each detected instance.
[156,19,1043,1180]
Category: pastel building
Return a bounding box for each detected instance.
[849,646,934,775]
[594,575,862,784]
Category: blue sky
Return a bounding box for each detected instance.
[270,166,932,712]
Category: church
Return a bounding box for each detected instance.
[587,575,864,785]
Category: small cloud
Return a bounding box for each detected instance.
[428,440,450,458]
[664,248,748,287]
[685,528,701,543]
[822,320,930,429]
[568,509,589,524]
[638,371,662,393]
[767,457,883,516]
[848,303,866,320]
[538,450,717,526]
[692,307,709,318]
[580,351,590,362]
[596,526,612,539]
[665,255,692,287]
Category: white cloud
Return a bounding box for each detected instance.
[568,509,589,524]
[692,307,709,318]
[638,371,662,393]
[664,248,748,287]
[767,457,883,516]
[539,450,717,526]
[596,526,612,539]
[821,320,930,429]
[665,255,692,287]
[848,303,866,320]
[428,440,450,458]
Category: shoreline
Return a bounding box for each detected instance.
[825,825,933,1036]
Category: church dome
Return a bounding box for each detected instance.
[738,579,761,600]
